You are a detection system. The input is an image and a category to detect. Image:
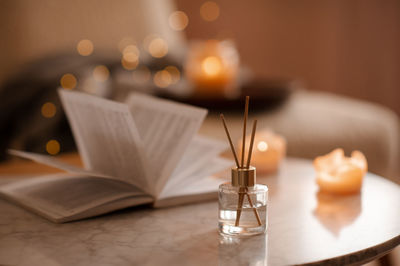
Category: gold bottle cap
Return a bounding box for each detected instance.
[231,166,256,187]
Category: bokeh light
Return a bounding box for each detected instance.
[148,38,168,58]
[257,141,268,152]
[153,70,172,88]
[93,65,110,82]
[41,102,56,118]
[164,66,180,84]
[201,56,222,76]
[168,11,189,31]
[200,1,220,22]
[121,52,139,70]
[76,39,94,56]
[46,140,60,155]
[123,44,140,56]
[60,73,77,89]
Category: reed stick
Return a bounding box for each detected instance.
[245,121,262,225]
[235,187,246,226]
[240,96,249,167]
[246,120,257,168]
[245,189,262,226]
[220,114,240,168]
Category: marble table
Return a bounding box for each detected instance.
[0,158,399,266]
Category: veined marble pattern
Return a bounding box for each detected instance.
[0,158,399,266]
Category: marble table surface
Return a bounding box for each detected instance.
[0,158,399,266]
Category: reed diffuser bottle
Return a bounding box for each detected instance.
[219,96,268,236]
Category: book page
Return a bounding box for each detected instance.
[59,90,151,194]
[166,135,229,189]
[126,93,207,195]
[8,149,110,178]
[0,174,151,222]
[156,156,232,205]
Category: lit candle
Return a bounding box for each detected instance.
[238,129,286,174]
[313,148,368,194]
[185,40,239,96]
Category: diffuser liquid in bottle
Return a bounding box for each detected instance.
[218,183,268,236]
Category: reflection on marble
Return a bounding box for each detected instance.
[0,158,399,266]
[219,234,268,266]
[313,191,361,236]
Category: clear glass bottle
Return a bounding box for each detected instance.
[218,167,268,236]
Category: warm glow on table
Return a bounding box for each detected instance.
[313,148,368,194]
[1,158,398,265]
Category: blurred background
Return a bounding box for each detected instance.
[0,0,399,181]
[1,0,399,110]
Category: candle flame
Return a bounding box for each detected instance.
[257,141,268,152]
[201,56,222,76]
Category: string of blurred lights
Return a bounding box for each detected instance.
[48,2,220,155]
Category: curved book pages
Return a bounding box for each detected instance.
[0,90,231,223]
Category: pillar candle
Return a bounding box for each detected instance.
[238,129,286,175]
[185,40,239,97]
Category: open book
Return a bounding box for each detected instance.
[0,90,231,223]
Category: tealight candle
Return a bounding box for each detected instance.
[313,148,368,194]
[238,129,286,175]
[185,40,239,96]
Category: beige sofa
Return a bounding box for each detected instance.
[200,90,400,182]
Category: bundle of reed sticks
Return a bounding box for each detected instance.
[220,96,262,227]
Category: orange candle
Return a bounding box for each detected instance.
[185,40,239,96]
[313,149,368,194]
[238,129,286,174]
